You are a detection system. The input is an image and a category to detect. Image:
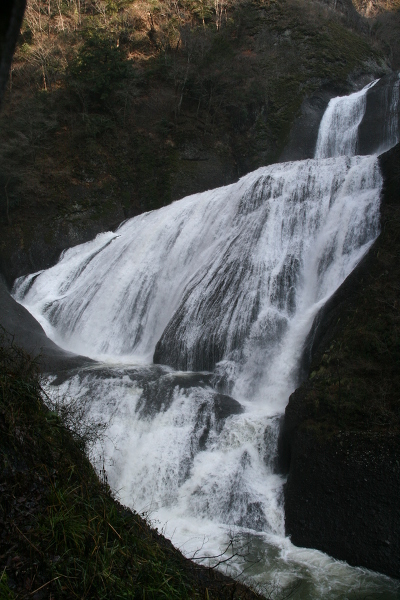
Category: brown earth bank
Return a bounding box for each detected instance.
[279,142,400,579]
[0,0,398,286]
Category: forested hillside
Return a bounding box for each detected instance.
[0,0,397,283]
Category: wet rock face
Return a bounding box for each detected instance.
[284,430,400,578]
[358,72,400,155]
[279,90,334,162]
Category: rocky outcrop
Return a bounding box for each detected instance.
[0,278,92,372]
[319,0,367,28]
[284,430,400,577]
[358,72,400,154]
[280,143,400,578]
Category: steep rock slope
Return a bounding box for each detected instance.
[0,277,93,372]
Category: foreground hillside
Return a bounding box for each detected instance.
[0,0,396,284]
[0,331,265,599]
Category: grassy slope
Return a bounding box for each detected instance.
[0,0,388,283]
[0,332,265,599]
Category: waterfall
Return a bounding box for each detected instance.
[14,156,381,381]
[13,79,400,599]
[314,79,378,158]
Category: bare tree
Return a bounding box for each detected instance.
[94,0,108,25]
[28,42,53,90]
[56,0,65,30]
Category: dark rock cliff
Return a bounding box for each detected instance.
[280,142,400,578]
[358,72,400,154]
[279,88,340,162]
[284,430,400,576]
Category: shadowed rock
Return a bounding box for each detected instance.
[0,278,93,373]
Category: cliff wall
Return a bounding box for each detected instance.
[280,142,400,578]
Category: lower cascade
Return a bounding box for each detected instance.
[13,80,400,598]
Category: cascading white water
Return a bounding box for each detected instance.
[14,157,380,378]
[13,80,400,598]
[314,79,378,158]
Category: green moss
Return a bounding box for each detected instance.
[0,572,15,600]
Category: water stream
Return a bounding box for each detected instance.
[13,79,400,598]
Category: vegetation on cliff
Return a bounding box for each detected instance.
[353,0,400,17]
[0,0,393,283]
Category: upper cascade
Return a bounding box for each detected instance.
[315,80,378,158]
[315,75,400,159]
